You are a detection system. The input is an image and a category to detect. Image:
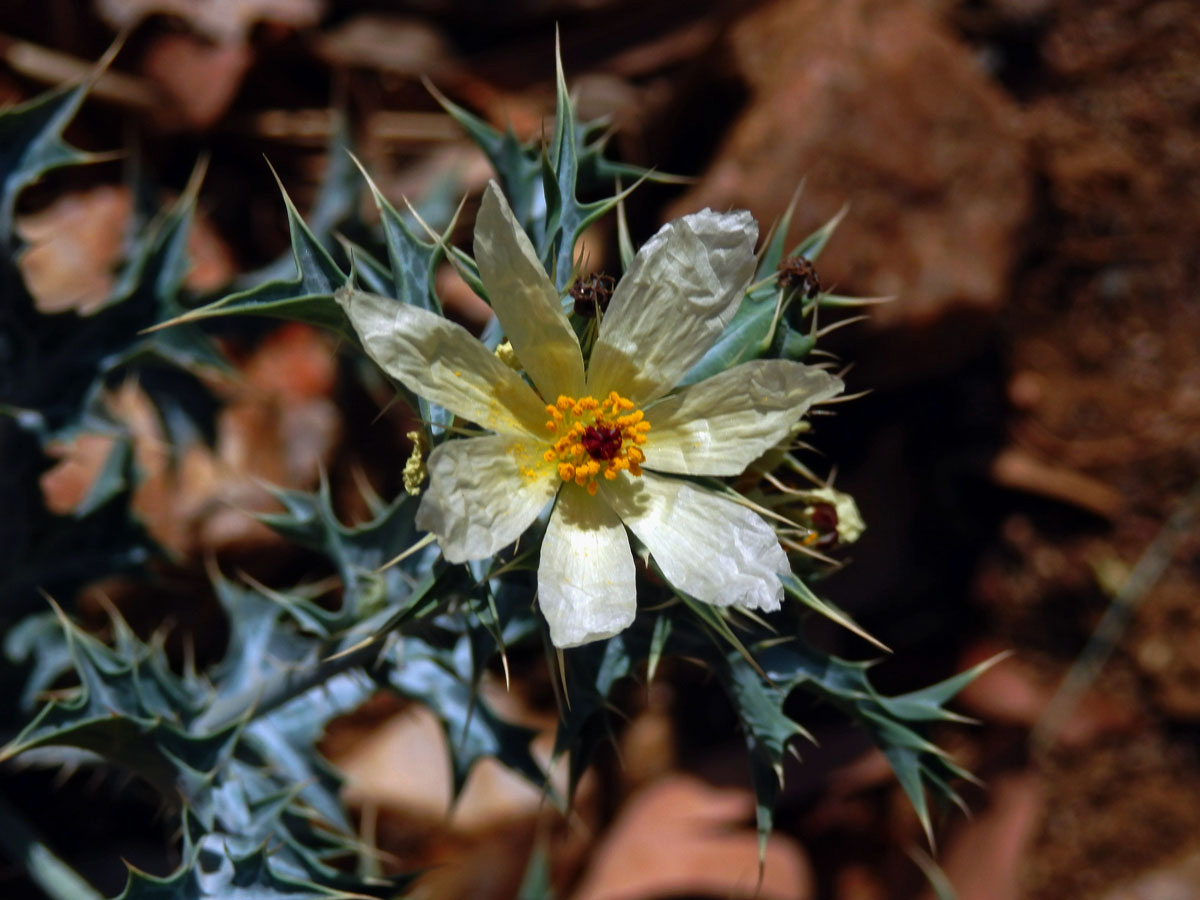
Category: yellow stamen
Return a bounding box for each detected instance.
[546,390,652,492]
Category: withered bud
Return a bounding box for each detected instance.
[777,256,821,300]
[569,273,616,317]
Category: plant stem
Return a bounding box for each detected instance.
[1032,479,1200,754]
[0,791,104,900]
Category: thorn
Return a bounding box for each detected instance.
[179,153,210,207]
[375,533,437,573]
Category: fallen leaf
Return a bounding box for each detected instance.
[919,773,1044,900]
[141,33,253,130]
[19,185,235,313]
[571,774,813,900]
[19,186,129,314]
[313,14,452,77]
[95,0,322,45]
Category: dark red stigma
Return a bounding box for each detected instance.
[809,502,840,548]
[581,423,622,461]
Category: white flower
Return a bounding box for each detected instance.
[336,182,843,647]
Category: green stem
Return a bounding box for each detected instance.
[0,791,104,900]
[196,570,443,734]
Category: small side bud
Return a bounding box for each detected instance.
[495,340,520,369]
[799,486,865,547]
[403,431,427,496]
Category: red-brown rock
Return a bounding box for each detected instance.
[669,0,1031,378]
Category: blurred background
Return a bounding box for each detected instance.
[3,0,1199,897]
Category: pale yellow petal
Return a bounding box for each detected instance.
[602,472,787,612]
[643,361,843,476]
[538,483,636,648]
[336,286,546,437]
[415,434,558,563]
[587,209,758,405]
[475,182,586,399]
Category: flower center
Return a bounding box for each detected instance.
[581,423,622,460]
[541,391,651,495]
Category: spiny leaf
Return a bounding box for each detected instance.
[346,158,459,434]
[425,79,543,235]
[379,634,544,796]
[75,431,133,517]
[115,169,233,412]
[256,478,418,631]
[428,42,661,289]
[206,574,318,704]
[780,572,889,652]
[676,288,779,387]
[539,40,645,289]
[0,427,153,621]
[679,205,851,386]
[4,611,74,711]
[880,652,1009,723]
[647,613,672,682]
[718,649,813,857]
[752,638,982,846]
[6,591,387,895]
[755,185,807,281]
[791,204,848,262]
[351,157,444,314]
[909,846,958,900]
[3,180,224,445]
[114,846,373,900]
[162,173,349,332]
[231,114,361,293]
[552,634,634,801]
[0,610,237,787]
[0,82,94,247]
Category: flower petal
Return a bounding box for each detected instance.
[475,182,586,400]
[416,434,558,562]
[603,472,788,612]
[539,482,637,648]
[337,286,547,437]
[643,361,843,476]
[587,209,758,405]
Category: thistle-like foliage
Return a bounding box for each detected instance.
[0,94,228,644]
[2,49,988,900]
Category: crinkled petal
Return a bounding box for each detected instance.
[538,483,637,648]
[336,286,547,437]
[416,434,558,562]
[643,361,843,476]
[587,209,758,405]
[475,182,586,399]
[602,472,788,612]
